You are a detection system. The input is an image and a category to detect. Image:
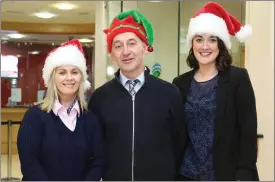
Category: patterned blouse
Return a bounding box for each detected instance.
[180,75,218,180]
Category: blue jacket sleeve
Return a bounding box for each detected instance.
[85,111,105,181]
[17,107,48,180]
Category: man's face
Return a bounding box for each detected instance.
[111,32,148,76]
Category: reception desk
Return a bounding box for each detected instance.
[1,107,28,154]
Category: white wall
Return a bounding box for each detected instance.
[94,1,108,89]
[245,1,274,180]
[105,1,122,80]
[122,1,137,11]
[94,1,122,86]
[137,2,179,82]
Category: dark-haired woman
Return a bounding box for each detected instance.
[173,2,259,181]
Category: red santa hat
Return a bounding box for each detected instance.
[186,2,252,49]
[42,39,91,91]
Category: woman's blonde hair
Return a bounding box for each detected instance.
[37,69,87,113]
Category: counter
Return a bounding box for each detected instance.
[1,107,28,154]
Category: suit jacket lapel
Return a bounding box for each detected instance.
[213,69,230,146]
[176,70,195,104]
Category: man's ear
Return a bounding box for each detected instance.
[109,53,115,61]
[109,52,118,63]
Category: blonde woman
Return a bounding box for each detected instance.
[17,39,105,181]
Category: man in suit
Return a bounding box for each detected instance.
[88,10,186,181]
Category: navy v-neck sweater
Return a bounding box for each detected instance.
[54,114,88,181]
[17,105,105,181]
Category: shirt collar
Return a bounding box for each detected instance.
[119,69,145,86]
[52,99,80,116]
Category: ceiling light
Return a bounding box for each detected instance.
[79,38,94,43]
[53,2,77,10]
[29,51,40,55]
[33,12,57,19]
[7,33,25,39]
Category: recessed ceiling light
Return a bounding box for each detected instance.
[7,33,25,39]
[79,38,94,43]
[33,12,57,19]
[53,2,77,10]
[29,51,40,55]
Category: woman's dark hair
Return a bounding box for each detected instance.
[186,37,232,71]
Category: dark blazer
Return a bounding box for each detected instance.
[172,66,259,181]
[17,105,105,181]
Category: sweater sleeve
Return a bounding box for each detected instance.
[88,89,101,117]
[235,69,259,180]
[17,107,48,180]
[169,86,187,175]
[85,111,105,181]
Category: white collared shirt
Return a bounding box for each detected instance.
[119,70,145,94]
[52,99,80,131]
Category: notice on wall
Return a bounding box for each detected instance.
[11,88,22,102]
[37,90,46,102]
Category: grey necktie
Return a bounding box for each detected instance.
[126,79,139,96]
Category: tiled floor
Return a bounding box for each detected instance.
[1,155,22,180]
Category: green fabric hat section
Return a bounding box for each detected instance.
[114,10,154,47]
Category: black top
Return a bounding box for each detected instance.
[88,68,187,181]
[173,66,259,181]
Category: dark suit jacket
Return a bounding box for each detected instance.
[172,66,259,181]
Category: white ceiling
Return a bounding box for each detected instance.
[1,1,97,23]
[1,33,95,45]
[1,1,97,43]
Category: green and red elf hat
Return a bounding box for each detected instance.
[103,10,154,53]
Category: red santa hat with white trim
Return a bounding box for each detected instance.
[42,39,91,91]
[186,2,252,49]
